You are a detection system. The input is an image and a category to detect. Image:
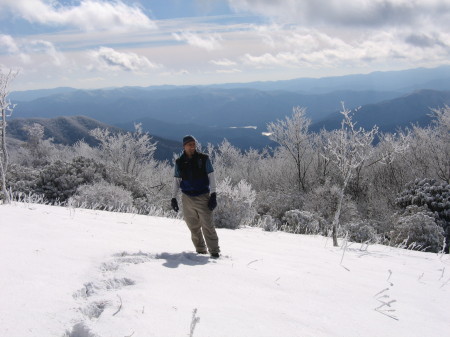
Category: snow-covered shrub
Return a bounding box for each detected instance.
[281,210,324,235]
[395,178,450,251]
[6,163,39,194]
[255,214,279,232]
[391,207,445,252]
[255,189,303,220]
[303,181,359,227]
[36,157,106,203]
[129,159,174,211]
[104,165,146,199]
[214,177,257,229]
[69,181,134,212]
[343,222,380,243]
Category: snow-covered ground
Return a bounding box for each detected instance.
[0,202,448,337]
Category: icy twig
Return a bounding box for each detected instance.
[373,270,398,320]
[112,295,122,316]
[439,267,445,280]
[340,235,351,271]
[247,259,260,269]
[440,278,450,288]
[374,307,399,321]
[418,273,424,281]
[387,269,393,286]
[189,308,200,337]
[373,288,389,297]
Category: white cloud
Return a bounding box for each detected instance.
[0,34,20,54]
[210,58,237,66]
[253,25,346,52]
[216,68,242,73]
[242,52,298,68]
[0,34,65,65]
[1,0,156,31]
[241,26,450,70]
[173,31,223,51]
[89,47,161,72]
[29,40,66,66]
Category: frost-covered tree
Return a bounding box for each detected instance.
[323,103,378,246]
[210,139,246,184]
[214,177,257,229]
[428,106,450,183]
[21,123,58,166]
[267,106,314,192]
[401,109,449,183]
[358,131,411,221]
[0,68,18,204]
[370,132,410,192]
[303,180,359,231]
[310,130,333,185]
[90,123,157,178]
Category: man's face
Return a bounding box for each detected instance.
[184,140,196,156]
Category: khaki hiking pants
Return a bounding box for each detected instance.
[182,193,220,254]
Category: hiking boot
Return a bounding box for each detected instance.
[197,251,208,255]
[210,253,220,259]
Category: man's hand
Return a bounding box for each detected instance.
[171,198,179,212]
[208,192,217,211]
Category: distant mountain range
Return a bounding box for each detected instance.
[209,65,450,93]
[8,65,450,155]
[311,89,450,132]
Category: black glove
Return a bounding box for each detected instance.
[171,198,179,212]
[208,192,217,211]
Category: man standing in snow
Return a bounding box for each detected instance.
[171,135,220,258]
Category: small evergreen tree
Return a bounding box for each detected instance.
[36,157,106,203]
[395,178,450,252]
[391,206,445,252]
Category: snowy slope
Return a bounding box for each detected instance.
[0,203,448,337]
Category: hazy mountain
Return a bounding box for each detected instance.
[209,65,450,93]
[311,89,450,132]
[11,65,450,100]
[6,116,180,160]
[11,86,402,129]
[9,87,77,102]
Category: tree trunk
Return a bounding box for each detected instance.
[331,189,344,246]
[331,172,351,246]
[0,154,9,204]
[1,106,10,204]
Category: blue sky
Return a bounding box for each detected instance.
[1,0,450,91]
